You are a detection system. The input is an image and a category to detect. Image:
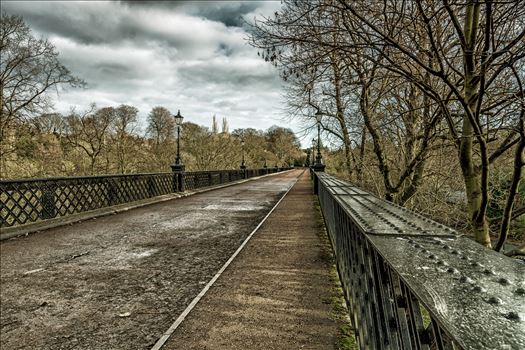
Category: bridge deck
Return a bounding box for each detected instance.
[160,169,341,350]
[0,169,343,349]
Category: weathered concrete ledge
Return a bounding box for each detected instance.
[0,170,292,241]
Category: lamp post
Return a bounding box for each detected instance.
[313,110,325,172]
[174,110,184,166]
[311,138,316,167]
[171,110,185,191]
[263,150,268,169]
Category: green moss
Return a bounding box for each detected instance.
[313,195,358,350]
[337,323,358,349]
[420,305,432,329]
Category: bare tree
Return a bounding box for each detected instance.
[111,105,139,174]
[65,105,113,175]
[248,2,441,204]
[0,14,84,177]
[248,0,525,248]
[146,107,174,147]
[337,0,525,247]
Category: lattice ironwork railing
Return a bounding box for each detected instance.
[183,168,283,190]
[1,167,290,228]
[313,171,524,350]
[0,173,174,228]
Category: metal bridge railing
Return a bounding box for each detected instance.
[0,167,289,228]
[313,171,524,350]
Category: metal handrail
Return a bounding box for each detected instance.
[0,168,291,228]
[0,172,173,184]
[313,171,524,350]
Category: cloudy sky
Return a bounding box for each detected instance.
[3,1,308,142]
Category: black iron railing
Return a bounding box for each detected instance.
[313,171,524,350]
[0,168,288,228]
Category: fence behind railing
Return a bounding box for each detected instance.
[0,167,288,228]
[313,171,524,350]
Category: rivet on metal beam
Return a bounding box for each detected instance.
[505,312,521,322]
[487,296,502,305]
[472,285,486,293]
[498,278,511,286]
[459,276,473,284]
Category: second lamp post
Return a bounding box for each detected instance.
[313,110,325,172]
[240,139,247,178]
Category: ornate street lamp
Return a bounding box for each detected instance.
[263,150,268,168]
[171,110,185,191]
[313,110,325,172]
[173,110,184,167]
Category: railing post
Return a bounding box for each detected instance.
[171,164,185,192]
[312,162,325,195]
[41,183,56,219]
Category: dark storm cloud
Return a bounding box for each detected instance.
[1,1,203,48]
[120,1,261,27]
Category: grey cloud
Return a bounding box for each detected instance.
[95,63,133,77]
[213,100,236,108]
[179,61,280,88]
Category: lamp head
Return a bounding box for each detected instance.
[174,110,184,125]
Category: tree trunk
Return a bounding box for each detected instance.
[331,55,353,179]
[356,126,366,184]
[495,129,524,251]
[461,1,491,247]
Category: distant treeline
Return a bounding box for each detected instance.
[1,105,304,179]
